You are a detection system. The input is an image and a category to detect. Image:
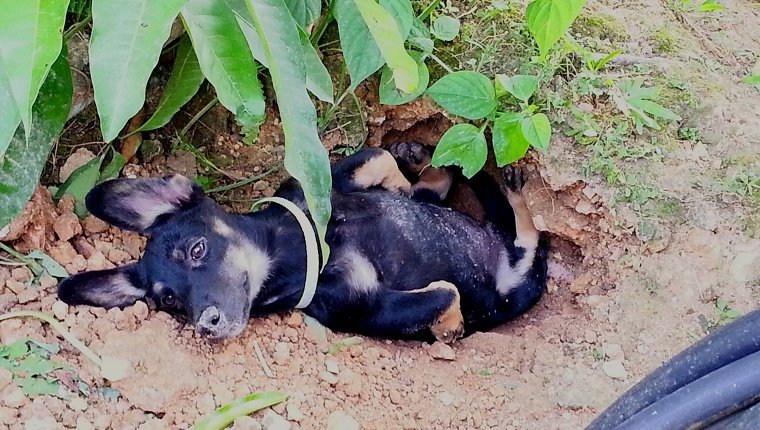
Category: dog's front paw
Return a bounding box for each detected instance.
[503,166,528,192]
[428,281,465,343]
[389,141,432,174]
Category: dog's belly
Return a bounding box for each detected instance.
[328,191,505,291]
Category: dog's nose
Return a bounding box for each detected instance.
[196,306,227,337]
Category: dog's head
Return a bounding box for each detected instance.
[57,175,271,340]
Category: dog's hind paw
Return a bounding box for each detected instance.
[503,166,528,192]
[427,281,465,343]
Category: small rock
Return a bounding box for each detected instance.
[583,330,597,344]
[603,343,625,361]
[131,301,150,320]
[428,342,456,360]
[16,288,38,304]
[0,384,27,408]
[326,411,360,430]
[53,212,83,242]
[39,275,57,291]
[11,267,33,283]
[82,215,109,234]
[272,342,290,366]
[325,357,340,374]
[285,312,303,327]
[437,392,455,406]
[253,180,270,192]
[0,368,12,390]
[575,200,596,215]
[86,251,114,271]
[59,148,96,183]
[5,280,26,295]
[691,143,709,160]
[75,417,95,430]
[318,370,339,385]
[602,361,628,380]
[261,409,290,430]
[107,248,132,265]
[286,402,304,421]
[48,242,78,266]
[69,396,88,411]
[52,301,69,320]
[569,271,593,295]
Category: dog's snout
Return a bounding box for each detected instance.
[196,306,227,337]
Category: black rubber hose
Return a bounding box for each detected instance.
[614,350,760,430]
[706,400,760,430]
[587,309,760,430]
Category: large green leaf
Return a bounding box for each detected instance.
[354,0,418,93]
[379,54,429,105]
[334,0,384,91]
[244,0,332,261]
[526,0,586,58]
[380,0,414,40]
[0,0,68,141]
[431,124,488,178]
[234,10,333,102]
[426,71,497,120]
[90,0,189,142]
[521,113,551,152]
[55,155,103,217]
[0,59,20,159]
[284,0,321,28]
[496,74,540,102]
[182,0,266,134]
[138,35,205,132]
[492,113,530,166]
[0,51,72,228]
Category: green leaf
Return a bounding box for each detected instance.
[492,113,531,166]
[380,0,414,40]
[0,51,72,229]
[193,392,288,430]
[353,0,418,93]
[235,13,334,103]
[28,340,60,356]
[1,339,30,360]
[0,59,20,159]
[743,75,760,90]
[19,355,61,377]
[431,124,488,178]
[426,71,497,120]
[17,377,61,397]
[98,150,126,182]
[55,156,103,218]
[182,0,266,135]
[521,113,551,152]
[526,0,587,58]
[0,0,68,140]
[379,54,429,105]
[90,0,189,142]
[283,0,321,28]
[26,250,69,278]
[431,16,460,41]
[632,99,682,121]
[496,75,540,102]
[699,0,724,12]
[137,35,205,132]
[334,0,384,90]
[244,0,332,262]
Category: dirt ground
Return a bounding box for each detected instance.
[1,0,760,429]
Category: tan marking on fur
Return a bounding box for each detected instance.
[121,175,194,230]
[213,218,234,238]
[412,166,453,200]
[416,281,464,343]
[506,189,539,250]
[353,151,412,193]
[225,240,271,302]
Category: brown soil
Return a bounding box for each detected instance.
[2,0,760,429]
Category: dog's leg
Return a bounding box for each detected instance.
[332,148,411,194]
[503,167,539,251]
[389,142,453,203]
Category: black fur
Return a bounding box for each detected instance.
[58,147,548,341]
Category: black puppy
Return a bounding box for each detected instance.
[58,143,548,343]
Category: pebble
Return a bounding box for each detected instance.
[325,357,340,374]
[75,417,95,430]
[318,370,339,385]
[131,301,150,320]
[16,288,38,304]
[261,409,290,430]
[428,342,456,360]
[603,343,625,361]
[285,312,303,327]
[82,215,109,234]
[52,301,69,320]
[230,416,261,430]
[272,342,290,366]
[11,267,33,283]
[5,280,26,295]
[69,397,88,412]
[286,402,305,421]
[59,148,95,182]
[437,392,455,406]
[326,411,360,430]
[53,212,83,242]
[0,368,12,390]
[0,385,27,408]
[602,361,628,380]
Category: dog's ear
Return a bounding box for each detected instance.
[58,264,147,309]
[86,174,204,233]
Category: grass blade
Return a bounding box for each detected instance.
[193,392,288,430]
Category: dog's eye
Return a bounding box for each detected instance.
[189,238,207,261]
[161,295,176,307]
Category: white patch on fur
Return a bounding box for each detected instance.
[213,218,234,238]
[152,281,165,294]
[91,273,145,305]
[225,240,271,302]
[341,249,378,293]
[122,175,194,230]
[495,247,536,296]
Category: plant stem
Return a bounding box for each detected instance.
[63,13,92,41]
[418,0,441,21]
[180,97,219,136]
[0,242,28,263]
[310,0,336,46]
[205,165,281,194]
[429,53,455,74]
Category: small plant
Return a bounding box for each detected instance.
[0,338,66,397]
[672,0,725,12]
[0,243,69,282]
[612,79,682,134]
[591,348,605,361]
[193,391,288,430]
